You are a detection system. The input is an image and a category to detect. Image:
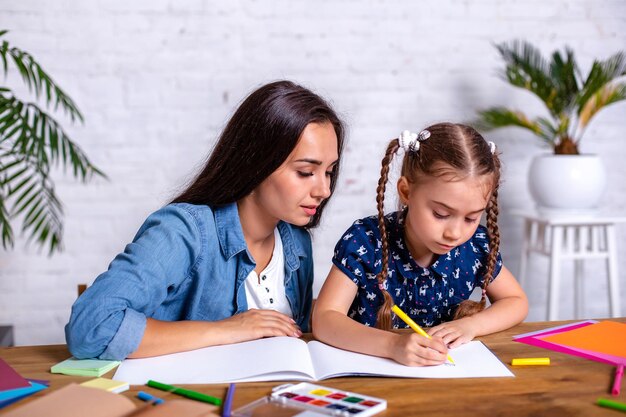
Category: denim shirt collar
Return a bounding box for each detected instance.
[214,203,247,259]
[213,203,307,271]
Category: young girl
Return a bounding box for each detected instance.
[66,80,345,360]
[313,123,527,367]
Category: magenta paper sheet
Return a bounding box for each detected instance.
[514,321,626,366]
[0,358,30,391]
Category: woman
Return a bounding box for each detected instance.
[66,80,345,360]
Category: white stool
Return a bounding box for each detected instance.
[512,210,625,320]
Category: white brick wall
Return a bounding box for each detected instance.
[1,0,625,345]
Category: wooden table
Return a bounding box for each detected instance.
[1,319,624,416]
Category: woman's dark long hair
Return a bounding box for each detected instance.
[171,80,345,228]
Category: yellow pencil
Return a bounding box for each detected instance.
[391,304,455,365]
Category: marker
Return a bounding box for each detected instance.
[612,365,624,396]
[137,391,164,405]
[222,383,236,417]
[511,358,551,366]
[391,305,455,365]
[147,379,222,406]
[597,398,626,412]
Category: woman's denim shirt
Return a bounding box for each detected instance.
[65,203,314,360]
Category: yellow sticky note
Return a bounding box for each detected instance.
[80,377,129,393]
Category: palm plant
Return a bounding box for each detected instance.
[0,30,104,254]
[476,40,626,155]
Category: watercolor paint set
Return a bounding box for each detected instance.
[231,382,387,417]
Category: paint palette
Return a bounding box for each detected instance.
[231,382,387,417]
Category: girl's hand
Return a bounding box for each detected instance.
[219,309,302,344]
[389,332,448,367]
[428,318,478,349]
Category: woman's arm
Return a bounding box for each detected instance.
[129,310,301,358]
[429,266,528,347]
[312,266,448,366]
[65,207,202,360]
[66,206,302,360]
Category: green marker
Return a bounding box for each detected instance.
[597,398,626,412]
[147,379,222,406]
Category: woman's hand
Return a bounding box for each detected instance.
[218,309,302,344]
[428,318,478,349]
[389,332,448,367]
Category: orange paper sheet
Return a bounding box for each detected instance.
[540,321,626,359]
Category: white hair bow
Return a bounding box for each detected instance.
[398,130,418,152]
[398,129,430,153]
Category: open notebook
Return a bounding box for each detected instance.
[113,337,513,384]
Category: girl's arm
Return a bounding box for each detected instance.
[312,265,448,366]
[128,310,301,358]
[429,266,528,347]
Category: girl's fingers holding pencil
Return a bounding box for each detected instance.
[389,333,447,367]
[421,335,448,356]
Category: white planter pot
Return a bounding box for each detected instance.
[528,154,606,213]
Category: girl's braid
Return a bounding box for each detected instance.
[454,167,501,319]
[483,188,501,298]
[375,139,400,330]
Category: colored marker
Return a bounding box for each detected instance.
[511,358,551,366]
[137,391,164,405]
[147,379,222,406]
[597,398,626,412]
[391,305,455,365]
[612,365,624,396]
[222,383,235,417]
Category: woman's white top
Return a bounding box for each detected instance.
[244,228,292,317]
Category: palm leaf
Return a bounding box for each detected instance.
[475,107,556,145]
[577,52,626,115]
[0,151,14,248]
[579,83,626,129]
[549,47,580,114]
[0,189,13,248]
[23,180,63,254]
[536,116,559,140]
[0,149,63,254]
[0,31,83,123]
[0,93,103,182]
[495,41,562,117]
